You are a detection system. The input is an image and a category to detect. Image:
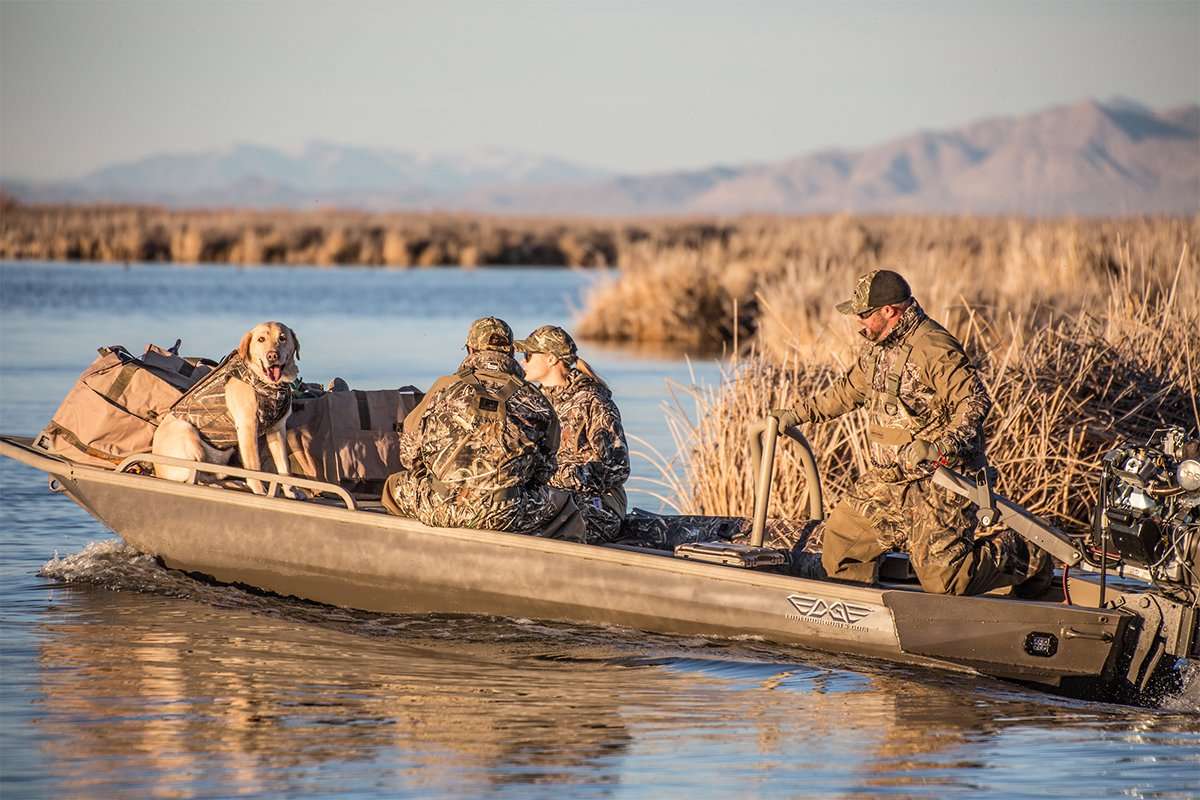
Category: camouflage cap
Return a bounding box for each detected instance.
[514,325,578,363]
[465,316,515,353]
[835,269,912,315]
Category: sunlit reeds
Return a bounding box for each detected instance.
[576,214,1199,357]
[653,250,1198,534]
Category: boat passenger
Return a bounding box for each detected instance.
[515,325,630,544]
[382,316,584,540]
[770,269,1051,596]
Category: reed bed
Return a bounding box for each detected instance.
[0,203,766,269]
[645,254,1199,535]
[0,205,630,267]
[576,215,1199,356]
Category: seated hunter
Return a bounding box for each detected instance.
[381,316,584,540]
[769,269,1050,596]
[515,325,630,544]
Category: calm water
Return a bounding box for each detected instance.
[1,261,1198,798]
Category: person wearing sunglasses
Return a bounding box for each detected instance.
[769,269,1050,597]
[516,325,630,544]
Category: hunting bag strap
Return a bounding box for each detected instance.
[41,423,126,465]
[456,366,523,393]
[353,390,372,431]
[103,363,141,404]
[875,317,931,415]
[103,350,198,404]
[455,369,522,419]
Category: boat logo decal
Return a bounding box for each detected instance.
[785,594,874,628]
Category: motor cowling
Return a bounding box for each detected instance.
[1093,426,1200,602]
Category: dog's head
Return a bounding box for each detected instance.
[237,321,300,385]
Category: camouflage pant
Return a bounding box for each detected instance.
[382,468,585,541]
[820,471,1045,595]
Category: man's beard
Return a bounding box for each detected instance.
[858,326,883,343]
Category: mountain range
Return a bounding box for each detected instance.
[4,98,1198,215]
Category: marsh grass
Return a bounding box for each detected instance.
[649,250,1199,533]
[576,215,1199,357]
[0,205,626,267]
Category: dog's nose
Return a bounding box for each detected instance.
[267,350,279,362]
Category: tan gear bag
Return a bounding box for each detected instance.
[35,344,216,468]
[283,387,424,494]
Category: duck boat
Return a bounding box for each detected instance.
[2,419,1197,700]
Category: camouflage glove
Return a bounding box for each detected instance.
[768,408,800,435]
[902,439,943,472]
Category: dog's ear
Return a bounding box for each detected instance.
[237,329,253,361]
[287,325,300,362]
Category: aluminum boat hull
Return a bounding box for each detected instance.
[1,435,1133,691]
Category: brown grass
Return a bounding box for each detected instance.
[0,205,629,267]
[591,214,1200,528]
[575,215,1199,356]
[644,252,1199,534]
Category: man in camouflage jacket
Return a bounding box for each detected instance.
[382,317,584,540]
[772,270,1047,595]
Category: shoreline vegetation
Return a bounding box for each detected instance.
[4,203,1197,529]
[0,202,686,268]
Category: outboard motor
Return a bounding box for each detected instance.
[1083,426,1200,693]
[1091,426,1200,605]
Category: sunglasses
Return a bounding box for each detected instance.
[857,307,880,320]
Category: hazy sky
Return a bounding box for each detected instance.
[2,0,1197,181]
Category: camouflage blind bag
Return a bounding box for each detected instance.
[283,387,424,494]
[34,343,217,468]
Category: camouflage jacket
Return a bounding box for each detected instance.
[399,351,560,498]
[170,351,291,449]
[791,302,991,483]
[541,370,630,498]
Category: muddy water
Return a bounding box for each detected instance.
[2,262,1198,798]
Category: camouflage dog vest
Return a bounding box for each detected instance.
[170,352,291,450]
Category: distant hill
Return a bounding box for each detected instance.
[471,99,1199,216]
[4,142,612,209]
[5,98,1198,215]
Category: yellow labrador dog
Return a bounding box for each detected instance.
[153,321,302,497]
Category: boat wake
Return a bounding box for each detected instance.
[41,538,192,596]
[1158,659,1200,713]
